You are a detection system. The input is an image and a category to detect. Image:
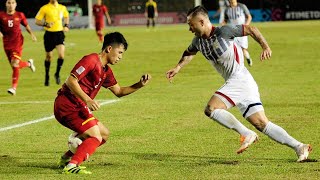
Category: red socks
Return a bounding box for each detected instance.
[69,137,101,165]
[98,32,103,42]
[12,67,19,89]
[19,60,29,68]
[11,60,30,89]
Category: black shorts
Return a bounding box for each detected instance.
[148,12,155,18]
[147,7,155,18]
[44,31,65,52]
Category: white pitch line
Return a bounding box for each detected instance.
[0,101,52,105]
[0,99,120,132]
[0,115,55,132]
[0,99,117,105]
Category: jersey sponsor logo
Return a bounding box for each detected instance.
[76,66,85,75]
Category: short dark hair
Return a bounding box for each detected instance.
[187,5,208,17]
[102,32,128,51]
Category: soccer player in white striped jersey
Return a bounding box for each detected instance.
[212,0,229,24]
[222,0,253,66]
[166,6,312,162]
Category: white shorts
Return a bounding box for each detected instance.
[214,68,264,118]
[234,36,248,49]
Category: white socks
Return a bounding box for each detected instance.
[263,121,301,149]
[210,109,302,150]
[210,109,252,136]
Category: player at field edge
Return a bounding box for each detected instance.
[35,0,69,86]
[166,6,312,162]
[0,0,37,95]
[144,0,158,29]
[54,32,151,174]
[222,0,253,67]
[92,0,111,43]
[212,0,229,24]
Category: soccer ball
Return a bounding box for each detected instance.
[68,132,82,153]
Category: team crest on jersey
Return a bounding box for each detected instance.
[94,78,102,88]
[76,66,85,75]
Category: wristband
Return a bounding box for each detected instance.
[64,24,69,28]
[43,22,49,27]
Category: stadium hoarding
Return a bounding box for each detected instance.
[112,12,187,26]
[27,16,89,31]
[208,9,272,23]
[284,10,320,20]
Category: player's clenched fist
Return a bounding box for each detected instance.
[139,74,151,86]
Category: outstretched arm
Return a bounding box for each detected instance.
[105,11,111,25]
[25,25,37,42]
[243,25,271,60]
[108,74,151,97]
[166,50,196,82]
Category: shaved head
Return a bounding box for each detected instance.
[187,6,209,19]
[186,6,212,38]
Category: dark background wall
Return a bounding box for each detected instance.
[203,0,320,10]
[0,0,193,18]
[0,0,319,20]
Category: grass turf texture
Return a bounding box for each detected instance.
[0,20,319,179]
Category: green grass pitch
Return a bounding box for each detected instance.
[0,20,319,179]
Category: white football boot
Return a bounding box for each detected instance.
[295,144,312,162]
[237,132,258,154]
[7,87,16,95]
[28,59,36,72]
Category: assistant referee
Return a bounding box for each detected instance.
[35,0,69,86]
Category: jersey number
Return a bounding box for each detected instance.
[8,20,13,27]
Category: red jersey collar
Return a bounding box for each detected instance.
[210,26,215,37]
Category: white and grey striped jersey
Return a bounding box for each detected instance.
[224,3,250,25]
[187,25,245,80]
[218,0,230,24]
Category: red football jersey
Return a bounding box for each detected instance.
[59,53,117,102]
[0,11,27,50]
[92,4,108,21]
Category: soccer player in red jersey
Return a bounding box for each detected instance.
[0,0,37,95]
[92,0,111,43]
[55,32,151,174]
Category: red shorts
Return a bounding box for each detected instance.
[5,49,22,62]
[54,94,99,134]
[95,20,104,31]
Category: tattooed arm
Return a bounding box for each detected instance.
[243,25,272,61]
[166,50,196,82]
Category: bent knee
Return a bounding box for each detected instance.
[46,55,52,61]
[248,117,268,132]
[11,60,19,67]
[101,128,110,141]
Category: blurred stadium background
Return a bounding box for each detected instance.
[0,0,319,30]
